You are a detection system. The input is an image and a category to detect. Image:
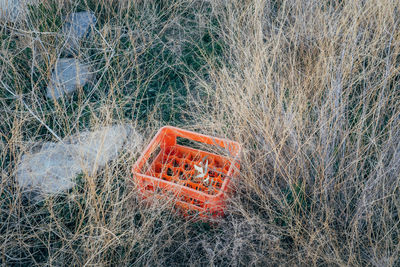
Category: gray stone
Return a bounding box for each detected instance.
[61,11,97,55]
[46,58,92,100]
[16,125,142,197]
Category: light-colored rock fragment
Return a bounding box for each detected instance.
[16,125,142,197]
[16,142,78,195]
[62,11,97,55]
[68,125,139,174]
[46,58,93,100]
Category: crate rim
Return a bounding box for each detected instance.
[132,125,241,204]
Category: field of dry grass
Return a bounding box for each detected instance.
[1,0,399,266]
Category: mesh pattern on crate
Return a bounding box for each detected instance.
[145,146,231,197]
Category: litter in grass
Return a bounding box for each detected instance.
[46,58,93,100]
[16,125,142,198]
[61,11,97,56]
[46,11,97,99]
[132,126,241,219]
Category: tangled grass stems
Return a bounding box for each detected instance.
[1,0,400,266]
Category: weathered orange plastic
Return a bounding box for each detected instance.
[132,126,241,219]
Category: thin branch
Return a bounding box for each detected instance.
[1,80,63,143]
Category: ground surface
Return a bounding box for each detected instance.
[1,0,400,266]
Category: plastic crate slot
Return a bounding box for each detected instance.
[214,159,223,168]
[184,162,191,171]
[164,147,176,156]
[172,158,180,167]
[224,164,230,172]
[145,184,154,191]
[175,150,184,158]
[185,153,193,161]
[154,163,163,172]
[166,168,174,176]
[192,199,204,207]
[193,154,201,162]
[209,171,217,177]
[177,170,183,178]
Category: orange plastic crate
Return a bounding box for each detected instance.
[132,126,241,219]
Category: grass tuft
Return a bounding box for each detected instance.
[1,0,400,265]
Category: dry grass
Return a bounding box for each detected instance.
[1,0,400,266]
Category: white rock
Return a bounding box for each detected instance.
[16,142,78,195]
[46,58,93,100]
[16,125,142,197]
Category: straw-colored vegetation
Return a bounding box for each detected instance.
[1,0,399,265]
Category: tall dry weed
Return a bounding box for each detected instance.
[0,0,399,266]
